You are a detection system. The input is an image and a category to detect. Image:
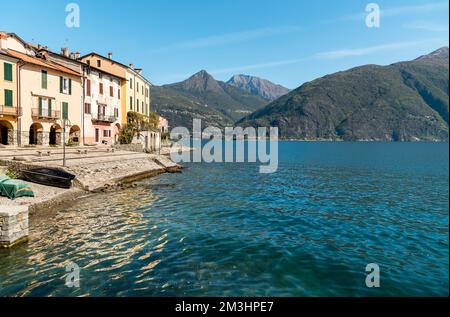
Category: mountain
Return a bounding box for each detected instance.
[238,47,449,141]
[151,70,268,129]
[226,74,290,101]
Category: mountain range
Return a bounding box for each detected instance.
[152,47,449,141]
[238,47,449,141]
[151,71,272,129]
[226,74,290,101]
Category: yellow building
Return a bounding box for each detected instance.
[0,49,20,145]
[80,53,151,125]
[1,32,83,146]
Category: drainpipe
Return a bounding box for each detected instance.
[82,65,86,146]
[17,61,24,146]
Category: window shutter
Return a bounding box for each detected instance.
[38,97,43,115]
[4,63,13,81]
[42,71,48,89]
[62,102,68,120]
[48,99,52,117]
[87,79,91,96]
[4,90,13,107]
[60,77,63,93]
[69,79,72,95]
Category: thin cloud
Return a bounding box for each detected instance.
[340,1,449,21]
[314,39,442,59]
[211,58,310,75]
[403,21,449,32]
[148,26,301,54]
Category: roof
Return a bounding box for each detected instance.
[4,49,81,77]
[87,65,127,80]
[0,32,32,49]
[81,52,152,85]
[0,49,19,60]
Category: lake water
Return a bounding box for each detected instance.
[0,142,448,296]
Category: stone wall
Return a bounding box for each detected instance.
[0,206,29,248]
[113,143,144,153]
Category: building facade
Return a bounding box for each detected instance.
[0,49,20,145]
[84,67,123,145]
[80,53,151,125]
[0,33,83,146]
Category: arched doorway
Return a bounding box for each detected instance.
[0,120,13,145]
[49,124,62,145]
[29,123,43,145]
[114,123,121,144]
[69,125,81,145]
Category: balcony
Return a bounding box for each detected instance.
[92,113,117,123]
[0,105,22,117]
[31,108,61,120]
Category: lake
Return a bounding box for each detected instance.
[0,142,448,296]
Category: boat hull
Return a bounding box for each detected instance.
[22,168,75,189]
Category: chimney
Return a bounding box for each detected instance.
[61,47,69,57]
[75,52,80,59]
[69,52,76,60]
[108,52,113,59]
[135,68,142,75]
[129,63,133,69]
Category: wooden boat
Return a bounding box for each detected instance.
[22,167,76,189]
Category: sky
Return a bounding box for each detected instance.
[0,0,448,89]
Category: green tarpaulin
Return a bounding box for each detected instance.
[0,175,34,200]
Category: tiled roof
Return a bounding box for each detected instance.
[5,49,81,77]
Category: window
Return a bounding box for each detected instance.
[86,79,91,96]
[103,130,110,137]
[136,83,139,93]
[130,97,133,110]
[84,103,91,114]
[38,97,52,117]
[110,86,114,97]
[99,73,103,79]
[137,98,139,112]
[86,60,90,66]
[142,101,144,114]
[114,108,119,118]
[97,60,101,67]
[3,63,13,81]
[4,89,13,107]
[41,70,48,89]
[129,78,133,89]
[118,89,121,99]
[60,77,72,95]
[62,102,69,120]
[99,83,104,95]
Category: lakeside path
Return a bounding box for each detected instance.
[0,145,190,214]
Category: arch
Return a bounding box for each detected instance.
[113,123,121,144]
[29,123,43,145]
[0,120,14,145]
[49,123,62,145]
[69,125,81,145]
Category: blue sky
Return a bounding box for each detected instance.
[1,0,448,88]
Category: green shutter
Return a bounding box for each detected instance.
[60,76,63,93]
[38,97,43,115]
[4,63,13,81]
[4,90,13,107]
[42,71,48,89]
[62,102,68,120]
[130,97,133,110]
[48,99,52,117]
[69,79,72,95]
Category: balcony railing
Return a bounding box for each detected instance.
[0,105,22,117]
[92,113,117,123]
[31,108,61,120]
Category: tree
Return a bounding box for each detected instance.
[118,111,159,144]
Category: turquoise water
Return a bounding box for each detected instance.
[0,142,448,296]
